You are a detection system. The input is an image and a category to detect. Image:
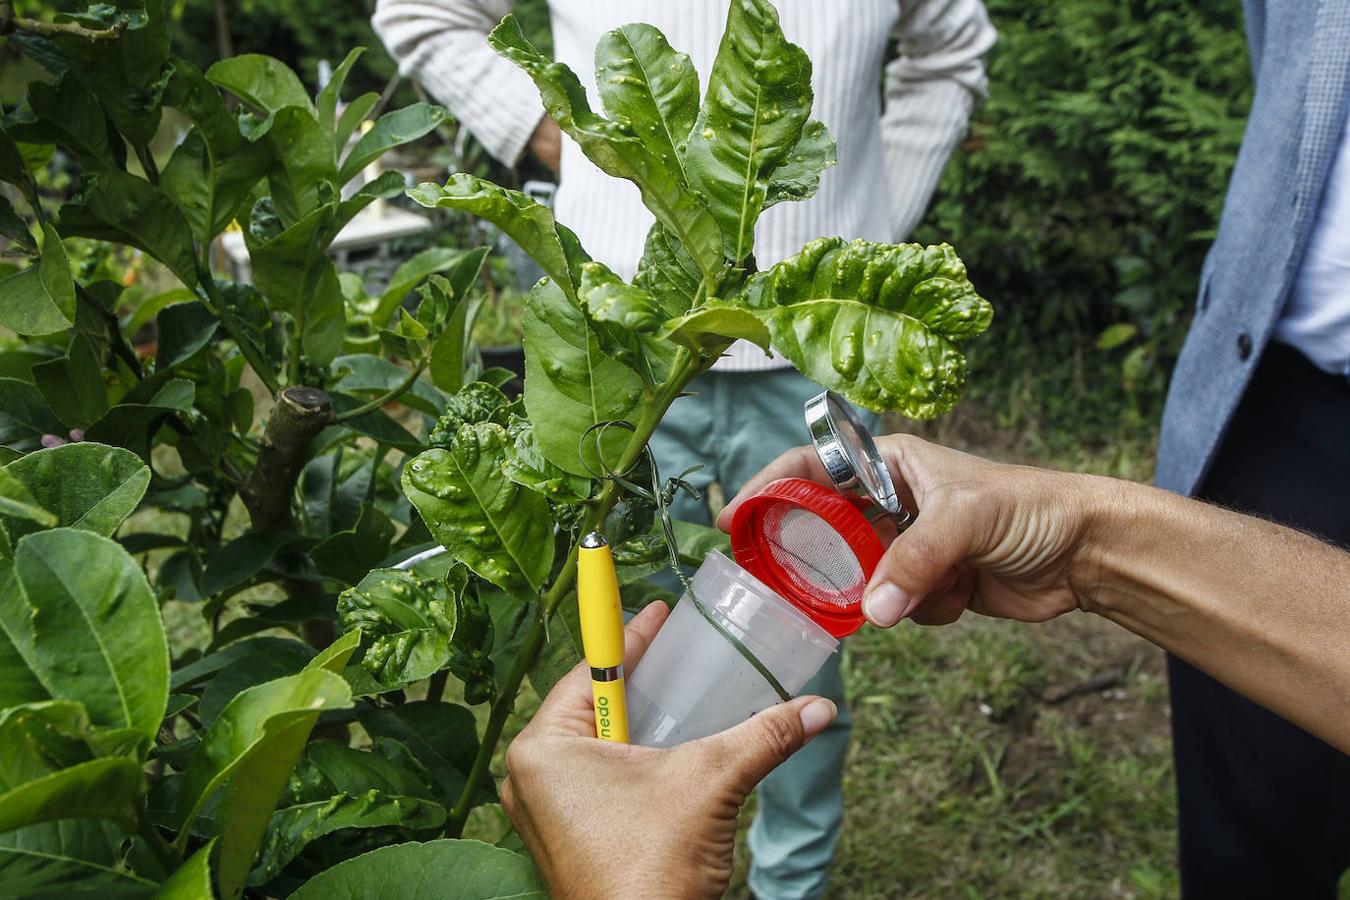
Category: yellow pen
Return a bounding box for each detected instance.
[577,531,630,743]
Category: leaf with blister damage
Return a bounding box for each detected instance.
[738,237,992,417]
[402,423,554,591]
[501,415,591,503]
[426,381,512,448]
[337,567,459,689]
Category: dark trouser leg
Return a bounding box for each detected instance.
[1168,344,1350,897]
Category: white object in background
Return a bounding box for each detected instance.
[626,550,838,748]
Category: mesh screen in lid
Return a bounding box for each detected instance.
[730,477,886,637]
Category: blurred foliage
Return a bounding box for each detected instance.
[912,0,1253,459]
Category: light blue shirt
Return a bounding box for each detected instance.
[1276,104,1350,376]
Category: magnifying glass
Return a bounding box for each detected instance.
[804,391,912,531]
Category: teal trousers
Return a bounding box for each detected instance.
[648,368,873,900]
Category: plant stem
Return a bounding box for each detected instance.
[333,357,428,422]
[194,261,283,395]
[134,807,178,876]
[444,350,697,837]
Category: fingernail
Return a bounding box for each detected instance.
[799,698,837,737]
[863,582,911,626]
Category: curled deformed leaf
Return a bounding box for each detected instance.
[764,118,837,208]
[739,237,992,417]
[426,381,512,447]
[501,415,591,503]
[683,0,814,261]
[634,222,701,316]
[579,261,668,332]
[337,568,458,688]
[408,175,587,302]
[489,16,722,281]
[402,422,554,591]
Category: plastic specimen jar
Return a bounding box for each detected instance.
[626,549,839,748]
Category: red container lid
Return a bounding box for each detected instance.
[729,477,885,637]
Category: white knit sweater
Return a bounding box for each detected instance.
[374,0,996,371]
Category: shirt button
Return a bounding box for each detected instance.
[1236,332,1253,361]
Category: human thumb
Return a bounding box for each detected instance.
[689,696,837,793]
[863,497,977,627]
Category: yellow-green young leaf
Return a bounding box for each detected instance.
[0,223,74,336]
[173,669,353,898]
[660,302,770,356]
[0,529,168,740]
[408,175,588,303]
[521,281,649,477]
[742,237,992,417]
[489,16,722,281]
[288,839,546,899]
[1097,322,1139,350]
[152,839,215,900]
[337,568,458,688]
[402,422,554,591]
[0,443,150,544]
[683,0,815,261]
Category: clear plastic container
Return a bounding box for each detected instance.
[626,550,839,747]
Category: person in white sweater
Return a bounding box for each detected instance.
[373,2,995,897]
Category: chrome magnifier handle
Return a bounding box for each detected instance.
[805,391,913,532]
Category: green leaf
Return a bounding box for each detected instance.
[244,200,344,366]
[318,48,365,133]
[0,756,143,834]
[206,54,314,117]
[152,841,214,899]
[334,92,379,152]
[57,173,198,288]
[0,378,64,454]
[162,59,275,242]
[172,637,307,691]
[32,333,107,430]
[15,75,118,173]
[1097,322,1138,350]
[408,175,588,302]
[356,703,481,807]
[291,740,436,804]
[743,238,993,416]
[402,422,553,591]
[660,302,770,355]
[683,0,815,261]
[0,224,75,336]
[339,103,447,185]
[289,839,546,899]
[1,443,150,544]
[0,529,168,739]
[196,643,317,728]
[331,354,443,417]
[595,23,699,182]
[311,502,397,587]
[0,195,35,253]
[201,531,296,598]
[155,302,219,370]
[521,281,648,477]
[0,469,56,527]
[338,568,458,688]
[529,593,582,698]
[490,16,721,281]
[174,669,353,898]
[763,118,836,208]
[673,519,732,566]
[335,169,406,232]
[374,245,487,330]
[83,378,196,460]
[501,415,591,503]
[0,820,156,897]
[634,222,702,317]
[426,382,512,446]
[250,791,445,887]
[578,261,668,332]
[264,106,338,225]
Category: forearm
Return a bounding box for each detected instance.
[1073,476,1350,752]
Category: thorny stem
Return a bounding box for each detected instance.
[445,348,698,837]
